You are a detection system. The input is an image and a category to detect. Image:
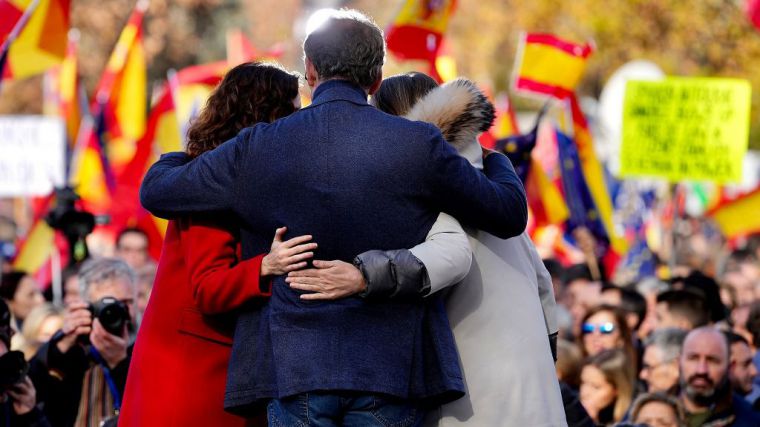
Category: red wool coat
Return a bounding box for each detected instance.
[119,218,269,426]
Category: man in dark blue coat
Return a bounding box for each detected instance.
[140,9,527,426]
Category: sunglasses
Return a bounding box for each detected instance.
[582,322,616,335]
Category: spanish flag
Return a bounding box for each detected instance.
[94,0,148,170]
[1,0,70,80]
[709,188,760,239]
[12,195,55,273]
[58,29,81,146]
[70,0,147,211]
[513,33,593,100]
[386,0,457,64]
[490,100,569,227]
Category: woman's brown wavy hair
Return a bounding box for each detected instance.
[185,62,301,158]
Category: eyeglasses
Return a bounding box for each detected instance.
[581,322,616,335]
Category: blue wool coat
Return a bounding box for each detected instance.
[139,80,527,413]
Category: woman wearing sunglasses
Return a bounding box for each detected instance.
[578,305,637,373]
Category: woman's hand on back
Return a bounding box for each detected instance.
[261,227,317,276]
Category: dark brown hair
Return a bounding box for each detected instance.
[0,271,27,301]
[185,62,300,158]
[370,72,439,116]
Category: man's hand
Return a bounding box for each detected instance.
[57,300,92,354]
[90,319,128,369]
[261,227,318,276]
[286,260,366,300]
[7,377,36,415]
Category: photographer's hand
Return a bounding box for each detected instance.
[7,376,36,415]
[90,319,128,369]
[57,300,92,354]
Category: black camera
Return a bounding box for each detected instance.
[89,297,130,336]
[0,350,29,392]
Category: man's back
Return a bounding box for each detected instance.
[234,81,441,262]
[224,80,465,410]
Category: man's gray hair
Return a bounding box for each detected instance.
[303,9,385,89]
[78,257,136,298]
[644,327,688,362]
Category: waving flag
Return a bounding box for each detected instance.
[709,188,760,239]
[555,128,608,245]
[94,0,148,169]
[1,0,70,81]
[12,194,55,274]
[386,0,457,81]
[513,33,593,100]
[69,0,147,211]
[568,96,626,254]
[493,103,569,227]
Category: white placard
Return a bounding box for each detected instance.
[0,116,65,197]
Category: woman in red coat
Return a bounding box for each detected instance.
[119,63,310,427]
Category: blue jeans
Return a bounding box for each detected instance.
[267,392,425,427]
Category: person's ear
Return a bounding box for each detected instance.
[304,58,318,89]
[367,71,383,95]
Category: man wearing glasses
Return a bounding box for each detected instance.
[640,328,687,394]
[29,258,135,427]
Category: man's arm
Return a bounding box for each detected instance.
[139,128,252,219]
[425,126,527,239]
[288,213,472,300]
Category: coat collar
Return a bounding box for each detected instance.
[308,80,369,108]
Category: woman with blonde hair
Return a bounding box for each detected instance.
[20,303,63,359]
[579,349,635,425]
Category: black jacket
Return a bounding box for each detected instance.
[0,402,51,427]
[28,333,130,427]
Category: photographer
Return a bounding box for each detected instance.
[29,258,134,427]
[0,299,51,427]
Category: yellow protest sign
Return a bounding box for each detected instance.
[620,78,751,183]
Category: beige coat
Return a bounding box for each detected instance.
[406,79,566,426]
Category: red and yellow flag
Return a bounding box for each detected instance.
[386,0,457,65]
[709,188,760,239]
[12,195,55,274]
[70,1,147,211]
[513,33,593,100]
[1,0,70,80]
[94,0,148,170]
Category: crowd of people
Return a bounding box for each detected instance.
[552,234,760,426]
[0,8,759,427]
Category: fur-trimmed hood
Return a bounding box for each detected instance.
[404,78,495,168]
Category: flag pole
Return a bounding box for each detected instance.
[0,0,42,91]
